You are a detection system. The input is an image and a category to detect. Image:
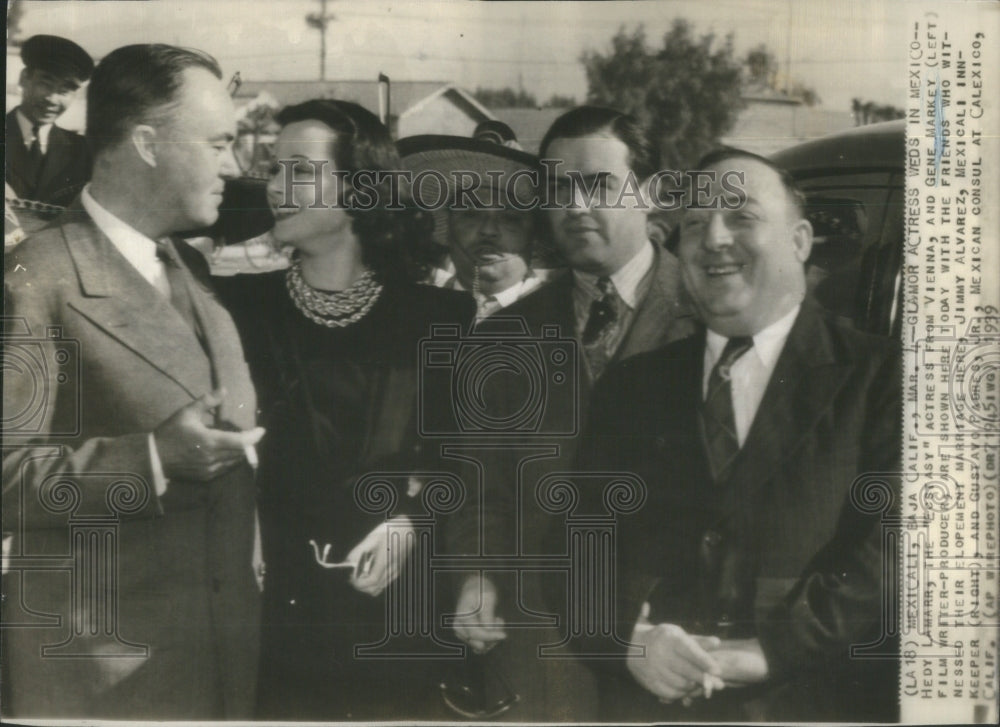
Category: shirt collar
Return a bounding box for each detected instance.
[573,240,654,309]
[81,185,162,266]
[705,302,802,371]
[16,108,53,151]
[451,271,535,307]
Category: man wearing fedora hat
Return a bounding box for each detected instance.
[6,35,94,207]
[398,135,548,320]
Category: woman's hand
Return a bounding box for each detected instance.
[345,516,415,597]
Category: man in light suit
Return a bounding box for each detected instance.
[578,149,900,721]
[6,35,94,207]
[3,44,265,719]
[446,107,693,720]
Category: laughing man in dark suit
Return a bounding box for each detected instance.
[6,35,94,207]
[579,148,900,721]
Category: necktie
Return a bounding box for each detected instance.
[702,336,753,481]
[582,277,618,345]
[26,124,44,190]
[156,239,206,347]
[582,277,623,380]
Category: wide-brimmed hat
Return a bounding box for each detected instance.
[21,35,94,81]
[397,135,540,246]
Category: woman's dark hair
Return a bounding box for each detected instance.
[87,44,222,156]
[275,99,438,285]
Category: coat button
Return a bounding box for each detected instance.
[702,530,723,547]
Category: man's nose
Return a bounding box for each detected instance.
[45,88,72,104]
[219,146,240,179]
[478,213,500,237]
[568,184,591,212]
[703,214,732,251]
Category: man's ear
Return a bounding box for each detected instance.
[131,125,158,168]
[791,217,814,263]
[18,68,31,89]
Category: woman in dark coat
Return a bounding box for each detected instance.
[216,100,474,720]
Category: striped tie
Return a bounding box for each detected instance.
[702,336,753,481]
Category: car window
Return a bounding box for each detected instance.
[794,177,895,332]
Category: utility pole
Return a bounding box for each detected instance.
[306,0,335,81]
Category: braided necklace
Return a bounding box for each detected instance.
[286,259,383,327]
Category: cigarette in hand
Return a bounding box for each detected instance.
[703,673,725,699]
[243,443,259,470]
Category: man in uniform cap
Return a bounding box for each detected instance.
[6,34,94,207]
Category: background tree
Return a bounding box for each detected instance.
[744,44,820,105]
[852,97,905,125]
[745,44,779,90]
[581,21,745,168]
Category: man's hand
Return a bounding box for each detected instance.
[708,637,770,686]
[153,388,265,481]
[627,603,723,703]
[452,573,506,654]
[346,516,414,597]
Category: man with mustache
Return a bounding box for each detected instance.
[446,107,693,720]
[578,149,900,721]
[6,35,93,207]
[3,44,264,719]
[399,135,546,320]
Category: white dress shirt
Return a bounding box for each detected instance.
[16,108,53,153]
[702,303,802,446]
[449,271,547,320]
[81,185,171,495]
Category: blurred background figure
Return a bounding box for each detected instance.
[399,135,550,320]
[6,34,93,207]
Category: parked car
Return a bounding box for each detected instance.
[771,120,904,336]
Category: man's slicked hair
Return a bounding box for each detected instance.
[695,146,806,218]
[86,44,222,155]
[539,105,660,181]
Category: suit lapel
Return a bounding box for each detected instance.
[616,246,695,363]
[173,240,257,430]
[545,274,595,394]
[724,302,852,512]
[6,111,33,197]
[35,126,72,198]
[59,207,214,400]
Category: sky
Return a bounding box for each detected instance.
[8,0,908,115]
